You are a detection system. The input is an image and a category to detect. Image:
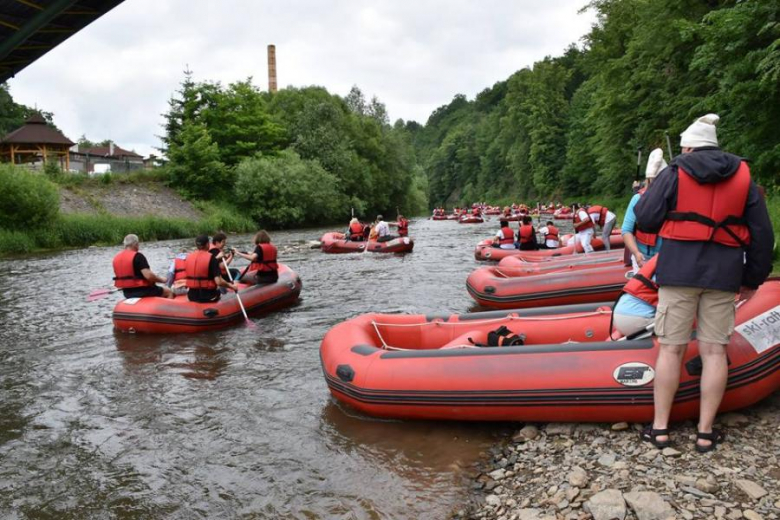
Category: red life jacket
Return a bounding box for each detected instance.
[588,205,609,227]
[573,210,594,232]
[250,243,278,272]
[113,249,153,289]
[623,255,659,307]
[634,188,658,247]
[398,218,409,237]
[185,250,217,290]
[498,227,515,245]
[349,222,364,240]
[472,208,480,216]
[518,224,534,244]
[659,163,751,248]
[173,256,187,282]
[545,225,560,243]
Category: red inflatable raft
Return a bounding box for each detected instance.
[467,262,632,308]
[459,215,484,224]
[475,234,624,261]
[320,283,780,422]
[112,264,302,333]
[496,251,627,277]
[320,232,414,254]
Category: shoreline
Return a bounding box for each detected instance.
[456,393,780,520]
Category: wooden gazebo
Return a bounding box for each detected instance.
[0,113,74,169]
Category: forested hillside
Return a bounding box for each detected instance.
[413,0,780,206]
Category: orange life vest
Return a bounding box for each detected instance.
[498,227,515,245]
[518,224,534,244]
[573,211,594,232]
[545,225,560,243]
[250,243,278,272]
[173,256,187,282]
[349,222,364,240]
[659,163,751,248]
[472,208,480,216]
[113,250,154,289]
[634,188,658,247]
[185,250,217,290]
[623,255,659,307]
[588,205,609,227]
[398,218,409,237]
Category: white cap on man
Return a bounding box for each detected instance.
[680,113,720,148]
[645,148,667,179]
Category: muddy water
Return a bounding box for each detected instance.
[0,216,572,519]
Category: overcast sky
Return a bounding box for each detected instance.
[8,0,596,157]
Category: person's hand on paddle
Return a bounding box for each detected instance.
[633,251,646,267]
[229,282,239,292]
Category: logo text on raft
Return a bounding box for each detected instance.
[613,362,655,387]
[739,310,780,336]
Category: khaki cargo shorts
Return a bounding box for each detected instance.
[655,286,737,345]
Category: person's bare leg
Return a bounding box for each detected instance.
[652,343,687,442]
[696,341,728,447]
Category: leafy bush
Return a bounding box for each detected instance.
[234,150,346,227]
[166,121,232,200]
[0,164,60,228]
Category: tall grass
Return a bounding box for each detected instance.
[0,208,255,257]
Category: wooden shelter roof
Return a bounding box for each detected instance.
[1,112,74,145]
[0,0,126,83]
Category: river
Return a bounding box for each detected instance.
[0,215,574,519]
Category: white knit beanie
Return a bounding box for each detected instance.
[645,148,667,179]
[680,113,720,148]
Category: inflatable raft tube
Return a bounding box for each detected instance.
[320,232,414,254]
[112,264,302,334]
[495,252,627,277]
[467,262,632,309]
[475,234,624,261]
[320,284,780,422]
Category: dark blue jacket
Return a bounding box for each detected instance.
[634,147,774,292]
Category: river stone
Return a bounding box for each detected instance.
[715,506,727,518]
[743,511,763,520]
[720,412,750,426]
[485,494,501,507]
[568,467,589,488]
[661,447,682,457]
[515,509,543,520]
[585,489,626,520]
[513,425,540,442]
[489,468,507,481]
[727,510,744,520]
[696,477,720,494]
[546,423,576,436]
[734,479,768,500]
[623,491,675,520]
[611,422,630,431]
[598,452,617,467]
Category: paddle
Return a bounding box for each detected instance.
[87,286,121,302]
[223,257,255,328]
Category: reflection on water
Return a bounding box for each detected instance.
[0,217,564,518]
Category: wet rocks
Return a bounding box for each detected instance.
[462,397,780,520]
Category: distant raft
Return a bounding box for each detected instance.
[467,262,632,309]
[474,233,624,261]
[112,264,302,333]
[459,215,484,224]
[320,232,414,254]
[320,283,780,422]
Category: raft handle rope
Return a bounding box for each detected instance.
[371,310,609,350]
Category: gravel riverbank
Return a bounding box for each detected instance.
[457,392,780,520]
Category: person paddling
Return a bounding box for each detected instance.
[235,230,280,285]
[112,234,173,299]
[346,218,365,241]
[389,215,409,237]
[186,235,238,303]
[538,221,560,249]
[517,216,538,251]
[165,247,190,296]
[492,220,516,250]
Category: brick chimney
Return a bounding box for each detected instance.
[268,44,277,93]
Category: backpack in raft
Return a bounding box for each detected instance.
[470,325,526,347]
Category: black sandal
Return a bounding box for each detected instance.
[695,429,725,453]
[640,425,671,449]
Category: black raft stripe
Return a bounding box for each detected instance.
[113,288,299,328]
[322,349,779,407]
[466,281,626,303]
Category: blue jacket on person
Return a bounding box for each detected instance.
[633,147,774,293]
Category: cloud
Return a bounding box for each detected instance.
[8,0,595,156]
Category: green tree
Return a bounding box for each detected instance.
[166,121,230,200]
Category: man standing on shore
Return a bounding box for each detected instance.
[634,114,773,452]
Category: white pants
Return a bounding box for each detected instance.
[576,229,594,253]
